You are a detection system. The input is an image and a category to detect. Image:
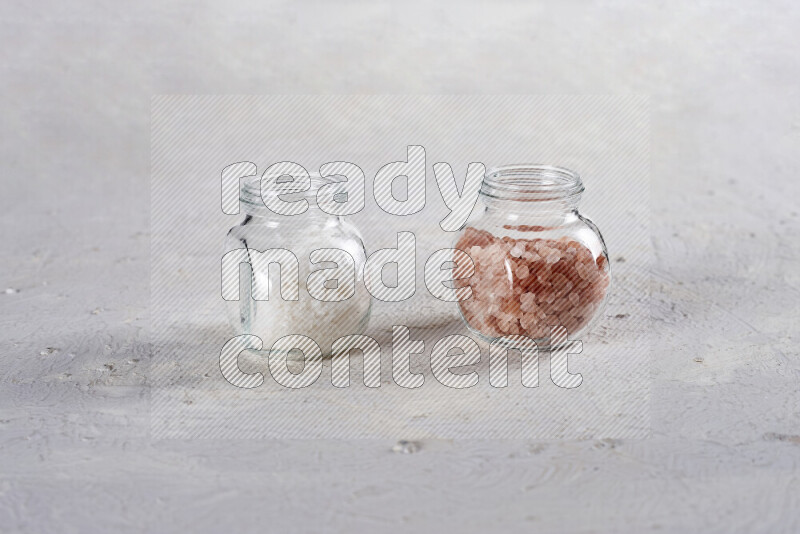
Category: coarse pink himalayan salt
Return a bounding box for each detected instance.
[454,227,610,340]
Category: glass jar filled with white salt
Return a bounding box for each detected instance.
[454,165,610,347]
[223,173,371,356]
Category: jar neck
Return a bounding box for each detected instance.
[240,207,340,227]
[480,164,584,224]
[483,196,581,224]
[239,172,342,225]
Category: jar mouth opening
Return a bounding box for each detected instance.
[481,165,584,201]
[240,172,343,209]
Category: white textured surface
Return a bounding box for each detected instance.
[1,1,799,532]
[149,95,651,440]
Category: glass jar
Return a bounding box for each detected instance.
[223,174,371,356]
[454,165,610,347]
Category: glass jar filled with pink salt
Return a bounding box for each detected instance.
[454,165,610,347]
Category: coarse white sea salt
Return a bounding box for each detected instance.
[225,230,372,359]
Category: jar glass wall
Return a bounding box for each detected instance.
[223,174,371,356]
[454,165,610,347]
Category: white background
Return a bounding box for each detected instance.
[1,1,799,532]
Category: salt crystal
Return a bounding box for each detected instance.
[392,440,421,454]
[545,250,560,264]
[520,292,537,312]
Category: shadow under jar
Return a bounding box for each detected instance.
[223,174,372,357]
[454,165,611,348]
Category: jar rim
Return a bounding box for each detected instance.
[240,172,342,209]
[481,164,584,201]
